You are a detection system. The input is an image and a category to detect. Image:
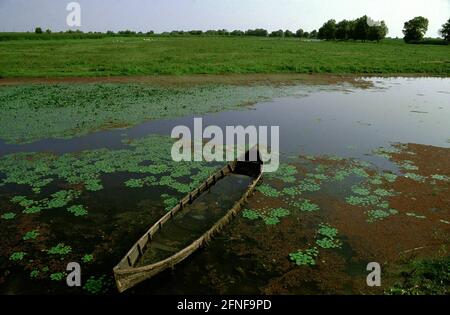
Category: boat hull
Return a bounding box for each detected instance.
[113,150,263,292]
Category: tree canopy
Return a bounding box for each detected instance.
[403,16,429,42]
[318,19,337,40]
[318,16,388,42]
[440,18,450,42]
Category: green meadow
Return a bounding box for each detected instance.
[0,36,449,78]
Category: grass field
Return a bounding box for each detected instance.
[0,36,449,78]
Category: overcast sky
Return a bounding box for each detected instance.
[0,0,449,37]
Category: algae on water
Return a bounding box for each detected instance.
[0,83,300,144]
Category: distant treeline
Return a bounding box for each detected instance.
[0,28,320,41]
[317,15,449,44]
[1,16,449,44]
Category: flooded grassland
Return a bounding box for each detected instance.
[0,77,449,294]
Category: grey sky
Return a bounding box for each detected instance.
[0,0,449,37]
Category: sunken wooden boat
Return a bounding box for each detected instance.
[113,148,263,292]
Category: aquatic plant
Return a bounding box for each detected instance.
[351,185,371,196]
[292,199,320,212]
[316,238,341,249]
[124,178,145,188]
[23,230,39,240]
[289,247,319,266]
[397,160,419,171]
[11,196,34,207]
[404,173,425,182]
[373,188,396,197]
[282,187,301,197]
[317,224,338,239]
[264,164,297,183]
[308,173,329,181]
[242,208,290,225]
[1,212,16,220]
[50,272,65,281]
[383,173,398,183]
[242,209,260,220]
[346,195,380,207]
[11,190,81,215]
[431,174,450,181]
[47,243,72,256]
[10,252,27,261]
[262,208,290,225]
[270,208,290,218]
[83,275,110,294]
[67,205,88,217]
[333,170,351,181]
[373,146,402,159]
[30,270,40,279]
[316,224,341,249]
[264,217,281,225]
[351,167,370,178]
[367,209,398,222]
[298,179,321,192]
[161,194,179,211]
[257,184,281,198]
[370,177,383,185]
[84,179,103,192]
[82,254,94,263]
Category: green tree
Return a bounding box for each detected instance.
[204,30,217,35]
[439,18,450,41]
[217,29,229,36]
[269,30,284,37]
[35,27,43,34]
[403,16,429,42]
[309,30,318,39]
[336,20,352,40]
[318,19,336,40]
[245,29,268,36]
[368,21,388,42]
[295,28,304,38]
[353,16,370,41]
[284,30,294,37]
[231,30,244,36]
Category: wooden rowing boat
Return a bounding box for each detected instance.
[113,148,263,292]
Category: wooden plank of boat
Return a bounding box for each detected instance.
[113,148,263,292]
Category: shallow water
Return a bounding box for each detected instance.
[137,174,253,266]
[0,77,449,294]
